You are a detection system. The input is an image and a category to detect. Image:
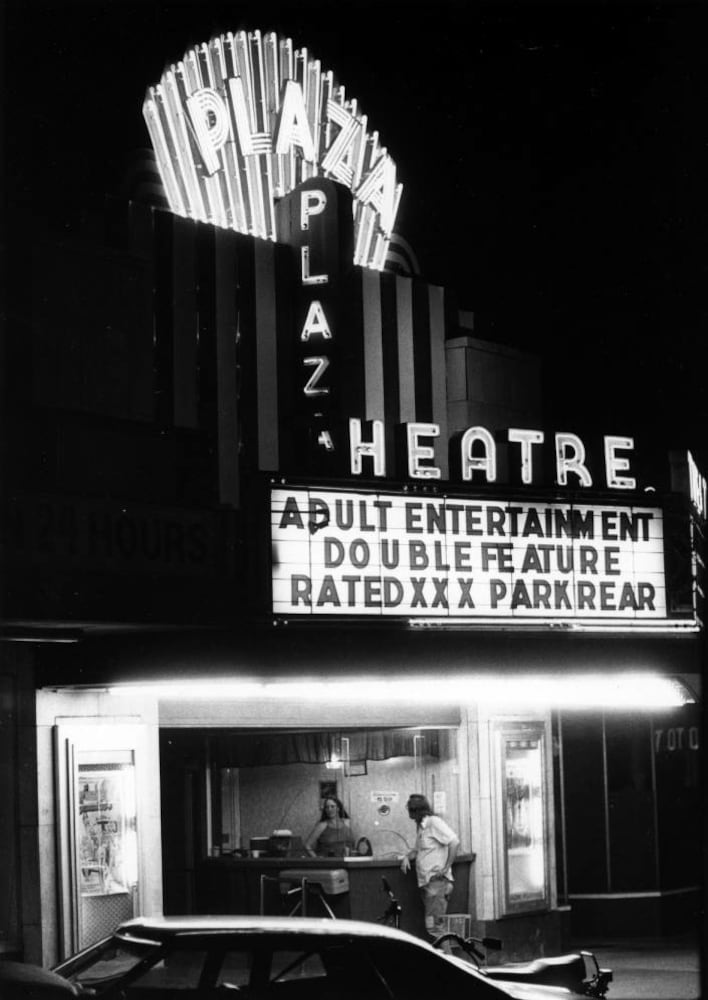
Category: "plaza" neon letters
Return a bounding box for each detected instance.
[143,30,402,270]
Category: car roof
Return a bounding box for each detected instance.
[65,918,579,1000]
[116,915,432,947]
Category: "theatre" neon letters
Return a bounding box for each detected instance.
[349,418,637,490]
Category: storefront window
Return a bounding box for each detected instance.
[495,723,549,914]
[186,726,461,864]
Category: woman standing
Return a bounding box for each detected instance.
[305,796,355,857]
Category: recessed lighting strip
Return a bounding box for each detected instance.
[102,673,696,710]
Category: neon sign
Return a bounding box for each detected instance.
[687,451,707,520]
[143,30,402,270]
[349,419,638,489]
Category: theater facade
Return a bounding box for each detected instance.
[1,29,704,968]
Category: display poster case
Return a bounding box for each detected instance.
[495,722,550,914]
[55,725,144,956]
[77,762,137,896]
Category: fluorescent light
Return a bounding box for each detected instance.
[108,673,695,709]
[3,635,81,644]
[408,618,700,633]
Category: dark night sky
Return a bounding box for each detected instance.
[4,0,707,476]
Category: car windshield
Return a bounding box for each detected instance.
[60,934,161,991]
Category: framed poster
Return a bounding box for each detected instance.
[77,764,136,896]
[494,722,550,914]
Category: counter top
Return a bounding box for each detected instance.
[196,853,475,938]
[204,854,476,867]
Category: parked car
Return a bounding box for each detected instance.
[6,914,592,999]
[0,960,79,999]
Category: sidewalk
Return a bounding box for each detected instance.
[575,936,702,1000]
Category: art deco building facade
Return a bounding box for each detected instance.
[1,29,704,968]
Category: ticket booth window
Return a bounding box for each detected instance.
[495,723,549,914]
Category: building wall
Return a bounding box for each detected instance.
[5,192,702,964]
[446,333,543,435]
[0,645,38,961]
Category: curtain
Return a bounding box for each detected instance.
[208,728,440,768]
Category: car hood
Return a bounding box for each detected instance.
[443,956,579,1000]
[491,979,579,1000]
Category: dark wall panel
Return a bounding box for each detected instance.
[33,241,154,421]
[561,714,608,893]
[171,217,199,430]
[653,703,702,890]
[412,279,433,424]
[215,230,240,506]
[605,713,656,892]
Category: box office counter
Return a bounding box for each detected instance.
[196,855,476,938]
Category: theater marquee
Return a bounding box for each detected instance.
[271,487,669,622]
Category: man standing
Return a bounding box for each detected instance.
[400,793,460,940]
